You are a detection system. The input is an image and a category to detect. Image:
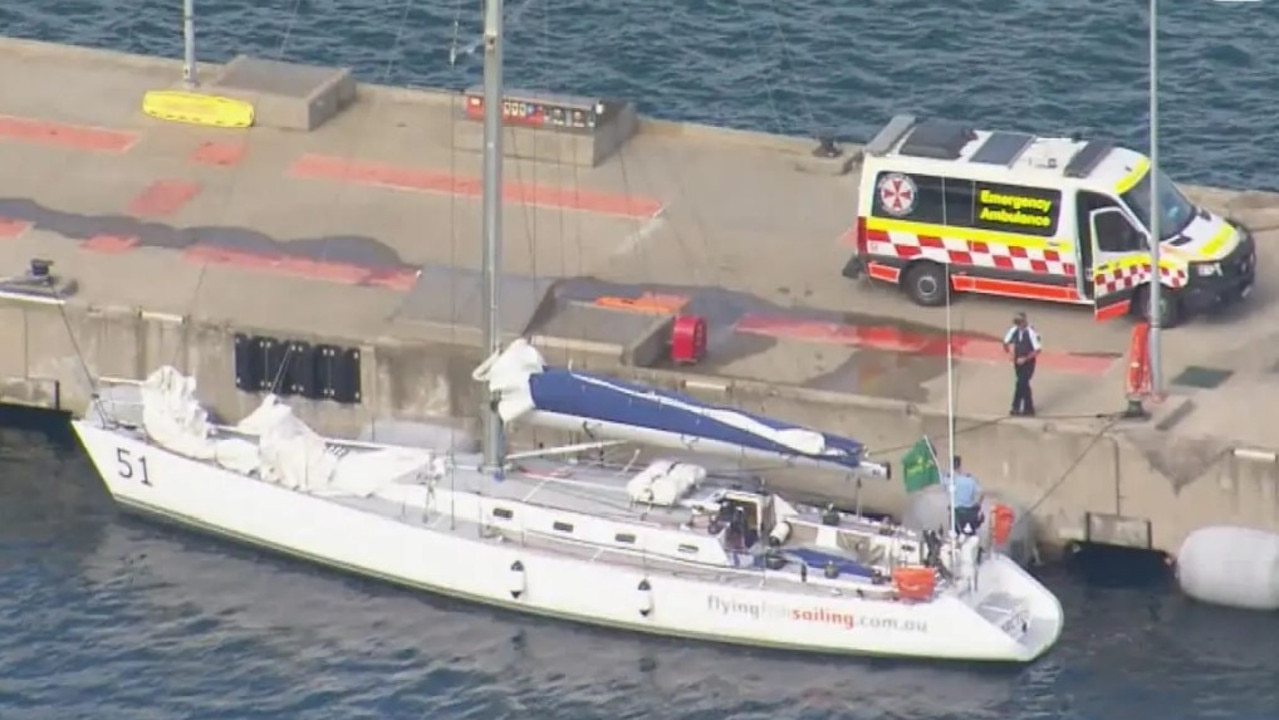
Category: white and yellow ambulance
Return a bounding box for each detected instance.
[842,115,1256,327]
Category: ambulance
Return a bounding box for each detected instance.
[841,115,1257,328]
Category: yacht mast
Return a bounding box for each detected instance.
[479,0,506,470]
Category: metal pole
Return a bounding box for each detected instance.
[945,270,957,547]
[182,0,196,88]
[1147,0,1162,393]
[480,0,506,470]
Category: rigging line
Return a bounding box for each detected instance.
[1016,415,1124,530]
[755,0,851,254]
[275,0,307,60]
[55,299,113,424]
[447,0,464,67]
[636,1,711,285]
[728,0,786,136]
[536,0,573,360]
[450,0,545,64]
[871,411,1124,457]
[307,0,406,283]
[381,0,417,81]
[167,87,273,372]
[758,0,822,131]
[267,342,296,395]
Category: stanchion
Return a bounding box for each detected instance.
[1124,321,1152,419]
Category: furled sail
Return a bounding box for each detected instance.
[474,340,887,476]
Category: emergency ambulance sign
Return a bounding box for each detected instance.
[878,173,917,217]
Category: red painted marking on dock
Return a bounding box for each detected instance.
[0,217,31,239]
[734,314,1116,375]
[288,153,663,219]
[190,141,246,167]
[181,244,417,290]
[83,235,139,254]
[0,115,136,152]
[365,267,419,292]
[594,293,689,314]
[127,179,202,218]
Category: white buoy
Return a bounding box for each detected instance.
[900,484,1037,566]
[508,560,527,600]
[1176,526,1279,611]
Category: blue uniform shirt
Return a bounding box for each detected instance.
[945,471,981,508]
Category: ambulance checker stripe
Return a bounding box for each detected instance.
[1094,263,1188,295]
[866,228,1076,276]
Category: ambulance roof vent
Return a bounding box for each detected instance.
[865,114,918,157]
[1064,139,1115,178]
[970,131,1035,166]
[897,119,977,160]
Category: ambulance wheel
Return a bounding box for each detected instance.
[1134,285,1181,328]
[903,262,949,307]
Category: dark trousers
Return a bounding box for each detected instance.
[955,504,983,535]
[1012,359,1036,415]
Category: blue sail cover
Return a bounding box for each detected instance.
[526,369,866,470]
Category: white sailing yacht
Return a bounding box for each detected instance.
[69,0,1063,662]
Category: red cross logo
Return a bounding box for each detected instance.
[878,173,917,217]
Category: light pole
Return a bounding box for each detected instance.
[1147,0,1162,394]
[183,0,197,88]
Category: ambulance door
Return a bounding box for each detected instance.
[1087,205,1148,320]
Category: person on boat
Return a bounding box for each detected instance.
[944,456,983,535]
[1002,311,1042,417]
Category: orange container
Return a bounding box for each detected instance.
[990,503,1015,546]
[892,566,936,601]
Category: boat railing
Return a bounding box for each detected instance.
[509,522,899,598]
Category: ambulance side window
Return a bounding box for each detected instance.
[942,179,976,227]
[1094,211,1145,253]
[1080,191,1145,253]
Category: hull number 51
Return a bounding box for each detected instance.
[116,447,152,486]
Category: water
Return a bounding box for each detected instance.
[2,424,1278,720]
[2,2,1278,717]
[1,1,1278,189]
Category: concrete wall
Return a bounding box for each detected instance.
[4,294,1277,556]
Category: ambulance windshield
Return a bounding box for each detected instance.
[1121,169,1196,240]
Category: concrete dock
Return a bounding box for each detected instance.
[1,38,1276,554]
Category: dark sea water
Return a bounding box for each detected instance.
[1,0,1278,189]
[3,419,1278,720]
[2,1,1279,718]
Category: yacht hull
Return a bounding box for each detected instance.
[73,420,1060,662]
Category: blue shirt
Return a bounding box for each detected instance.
[945,471,981,508]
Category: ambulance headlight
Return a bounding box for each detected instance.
[1195,262,1222,277]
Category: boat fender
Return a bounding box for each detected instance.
[800,563,808,583]
[637,579,654,617]
[509,560,526,600]
[768,520,792,547]
[824,561,839,579]
[1176,526,1279,611]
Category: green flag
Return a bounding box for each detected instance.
[901,436,940,493]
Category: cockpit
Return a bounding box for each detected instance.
[711,491,776,551]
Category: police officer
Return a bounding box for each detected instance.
[1002,311,1041,417]
[944,455,983,535]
